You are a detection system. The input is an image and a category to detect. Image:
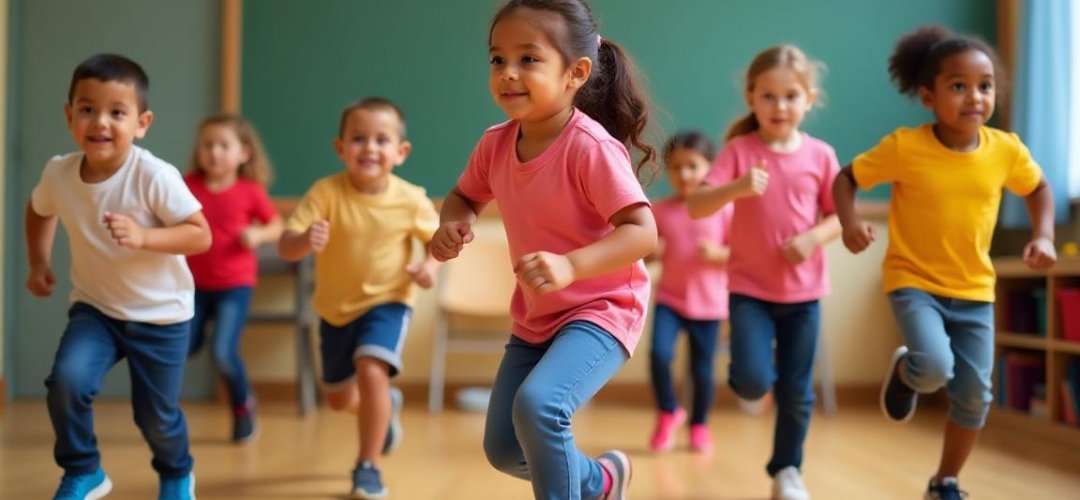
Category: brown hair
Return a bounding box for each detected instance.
[189,113,274,187]
[725,45,825,142]
[338,96,407,138]
[663,131,715,164]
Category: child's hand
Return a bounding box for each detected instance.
[514,251,575,294]
[1022,236,1057,270]
[240,226,259,249]
[431,221,474,262]
[697,240,730,264]
[841,220,876,254]
[782,232,817,264]
[306,221,330,252]
[737,161,769,198]
[406,261,437,289]
[27,264,57,297]
[103,212,147,249]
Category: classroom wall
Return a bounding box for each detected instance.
[1,0,9,396]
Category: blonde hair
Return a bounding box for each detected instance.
[725,45,825,142]
[189,113,274,187]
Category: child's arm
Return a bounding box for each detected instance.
[278,221,329,262]
[432,187,487,262]
[241,216,285,249]
[782,215,841,264]
[103,211,211,255]
[25,202,59,297]
[515,203,656,294]
[406,243,441,289]
[1022,179,1056,270]
[698,240,730,265]
[832,166,876,254]
[687,163,767,219]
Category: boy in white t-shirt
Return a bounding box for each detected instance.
[25,53,211,500]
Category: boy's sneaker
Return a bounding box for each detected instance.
[597,450,632,500]
[351,461,387,499]
[688,424,713,453]
[925,477,968,500]
[881,346,918,422]
[771,466,810,500]
[382,387,403,455]
[232,402,258,443]
[649,406,686,452]
[52,468,112,500]
[159,473,195,500]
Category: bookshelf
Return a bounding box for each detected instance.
[993,256,1080,434]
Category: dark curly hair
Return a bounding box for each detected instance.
[888,25,1005,98]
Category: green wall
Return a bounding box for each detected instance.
[242,0,995,200]
[4,0,220,398]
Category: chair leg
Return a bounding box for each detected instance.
[429,312,450,413]
[816,333,838,416]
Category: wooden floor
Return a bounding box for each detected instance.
[2,400,1078,499]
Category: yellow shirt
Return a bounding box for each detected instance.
[853,124,1042,302]
[287,173,439,325]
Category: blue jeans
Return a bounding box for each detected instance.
[888,288,994,428]
[649,304,721,424]
[190,287,253,408]
[45,303,194,477]
[484,321,628,500]
[728,293,819,476]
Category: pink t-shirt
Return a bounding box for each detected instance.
[704,133,839,303]
[456,110,652,355]
[653,197,732,320]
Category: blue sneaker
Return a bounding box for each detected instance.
[351,461,387,499]
[159,473,195,500]
[597,450,632,500]
[925,477,968,499]
[881,346,918,422]
[382,387,403,455]
[53,468,112,500]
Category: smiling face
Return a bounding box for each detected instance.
[334,108,411,192]
[196,123,250,183]
[745,67,816,143]
[920,49,996,139]
[65,78,152,170]
[488,10,581,124]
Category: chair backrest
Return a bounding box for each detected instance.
[438,237,516,318]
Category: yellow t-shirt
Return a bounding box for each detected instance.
[852,124,1042,302]
[287,173,439,325]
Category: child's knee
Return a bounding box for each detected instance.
[323,384,358,412]
[906,350,954,392]
[356,357,391,380]
[949,391,991,429]
[483,433,521,474]
[45,363,98,401]
[511,384,562,432]
[729,370,772,400]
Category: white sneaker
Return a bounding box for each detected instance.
[772,466,810,500]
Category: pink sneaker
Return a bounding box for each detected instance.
[649,407,686,452]
[689,424,713,453]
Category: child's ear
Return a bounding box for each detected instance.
[567,56,593,90]
[333,137,344,157]
[805,88,818,111]
[918,86,934,110]
[396,140,413,165]
[133,110,154,139]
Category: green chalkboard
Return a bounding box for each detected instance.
[243,0,995,200]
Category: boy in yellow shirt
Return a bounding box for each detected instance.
[279,97,438,499]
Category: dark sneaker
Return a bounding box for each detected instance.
[925,477,968,500]
[597,450,632,500]
[52,468,112,500]
[158,473,195,500]
[881,346,917,422]
[382,387,403,455]
[351,461,386,499]
[232,405,258,443]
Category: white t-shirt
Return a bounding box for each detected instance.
[31,145,202,324]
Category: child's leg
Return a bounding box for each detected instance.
[206,287,254,408]
[648,304,683,413]
[769,300,819,476]
[124,318,195,478]
[188,290,214,357]
[483,336,543,480]
[510,321,627,500]
[887,289,954,393]
[728,294,778,402]
[356,357,392,463]
[685,317,721,425]
[936,298,994,480]
[45,304,123,475]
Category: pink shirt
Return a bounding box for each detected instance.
[653,197,732,320]
[704,133,839,303]
[457,110,652,355]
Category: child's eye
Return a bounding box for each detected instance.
[352,135,365,143]
[979,82,993,93]
[79,106,93,114]
[111,109,125,118]
[489,56,505,65]
[377,137,390,145]
[521,55,538,64]
[951,82,966,92]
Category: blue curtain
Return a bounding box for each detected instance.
[1002,0,1073,227]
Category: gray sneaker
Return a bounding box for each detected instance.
[351,461,386,499]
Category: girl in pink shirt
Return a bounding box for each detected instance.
[431,1,656,498]
[184,114,282,443]
[648,132,732,454]
[687,45,841,500]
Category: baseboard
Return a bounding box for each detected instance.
[0,379,5,411]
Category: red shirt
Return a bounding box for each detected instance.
[185,173,278,290]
